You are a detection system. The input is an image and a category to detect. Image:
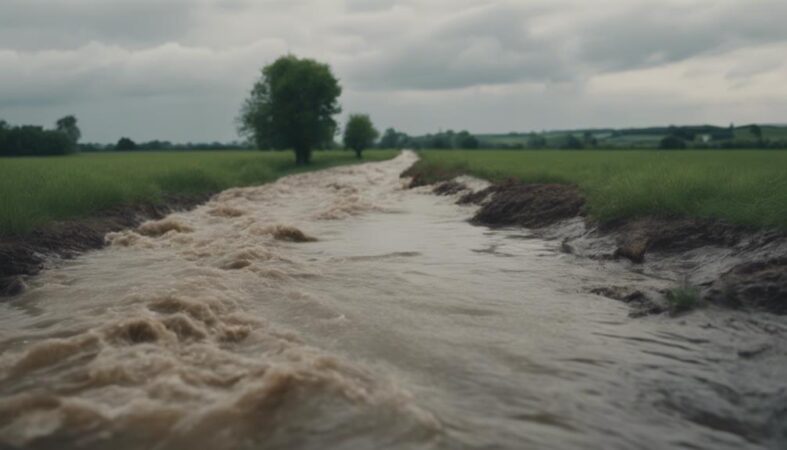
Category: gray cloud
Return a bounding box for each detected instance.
[343,3,573,90]
[0,0,202,50]
[574,0,787,72]
[0,0,785,142]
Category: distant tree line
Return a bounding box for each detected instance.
[0,116,81,156]
[377,128,480,150]
[388,124,787,151]
[659,124,787,150]
[80,138,252,152]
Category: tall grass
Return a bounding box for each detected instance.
[0,150,396,235]
[417,150,787,229]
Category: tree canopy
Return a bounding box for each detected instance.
[238,55,342,165]
[750,124,763,141]
[56,115,81,144]
[0,116,80,156]
[115,137,137,151]
[343,114,379,158]
[660,135,687,150]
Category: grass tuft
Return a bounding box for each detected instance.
[665,285,702,315]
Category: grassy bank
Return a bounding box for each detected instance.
[414,150,787,229]
[0,150,396,235]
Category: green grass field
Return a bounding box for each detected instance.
[415,150,787,229]
[0,150,396,235]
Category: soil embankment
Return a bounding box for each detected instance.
[404,165,787,316]
[0,194,211,296]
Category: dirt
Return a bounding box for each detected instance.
[402,163,787,316]
[589,286,667,318]
[705,258,787,314]
[400,163,464,189]
[605,217,748,263]
[469,180,586,229]
[432,181,468,196]
[0,193,212,297]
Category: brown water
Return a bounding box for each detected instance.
[1,152,785,450]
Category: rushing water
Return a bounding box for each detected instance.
[1,152,785,450]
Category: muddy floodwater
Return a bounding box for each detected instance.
[1,152,785,450]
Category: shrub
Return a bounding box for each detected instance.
[665,285,701,315]
[660,135,687,150]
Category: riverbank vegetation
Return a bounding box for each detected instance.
[410,150,787,229]
[0,150,396,235]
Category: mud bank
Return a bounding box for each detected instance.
[403,167,787,316]
[0,193,212,297]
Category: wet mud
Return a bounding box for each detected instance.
[469,181,586,229]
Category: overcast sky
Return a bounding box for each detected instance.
[1,0,785,143]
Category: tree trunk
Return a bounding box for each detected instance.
[294,147,311,166]
[355,149,362,159]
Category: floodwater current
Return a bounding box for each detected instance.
[0,152,785,449]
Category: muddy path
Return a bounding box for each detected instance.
[0,152,785,449]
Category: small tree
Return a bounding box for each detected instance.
[238,55,342,165]
[56,115,81,145]
[526,132,547,149]
[750,124,763,142]
[455,130,479,149]
[562,134,584,150]
[659,135,686,150]
[582,131,597,147]
[116,137,137,151]
[379,128,400,149]
[343,114,379,159]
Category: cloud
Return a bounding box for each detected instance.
[572,0,787,72]
[0,0,205,50]
[0,40,287,107]
[341,3,572,90]
[0,0,785,142]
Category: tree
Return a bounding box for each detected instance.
[562,134,584,149]
[343,114,379,159]
[238,55,342,165]
[379,128,400,149]
[526,132,547,149]
[116,137,137,151]
[428,133,450,149]
[750,124,763,142]
[56,115,81,145]
[659,135,686,150]
[455,130,479,149]
[583,131,597,147]
[0,121,75,156]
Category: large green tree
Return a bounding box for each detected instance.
[343,114,379,159]
[238,55,342,165]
